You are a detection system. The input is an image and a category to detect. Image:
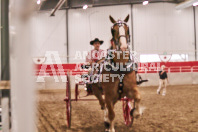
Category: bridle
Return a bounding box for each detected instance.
[111,20,130,50]
[88,18,138,84]
[86,15,146,89]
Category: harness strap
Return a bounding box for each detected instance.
[118,81,124,100]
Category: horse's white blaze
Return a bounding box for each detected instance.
[104,108,109,122]
[119,26,127,50]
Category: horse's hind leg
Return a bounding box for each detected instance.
[92,84,105,110]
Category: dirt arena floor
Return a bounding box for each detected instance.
[37,85,198,132]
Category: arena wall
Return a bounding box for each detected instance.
[35,61,198,89]
[30,4,198,64]
[32,5,198,89]
[68,5,132,63]
[133,3,195,60]
[196,7,198,60]
[31,10,67,63]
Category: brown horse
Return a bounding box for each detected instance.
[91,15,142,132]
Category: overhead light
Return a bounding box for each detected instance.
[37,0,41,5]
[193,2,198,6]
[83,5,88,9]
[143,1,149,5]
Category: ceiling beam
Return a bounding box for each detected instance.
[175,0,198,10]
[50,0,66,16]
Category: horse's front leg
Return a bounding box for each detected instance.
[104,107,110,131]
[92,84,105,110]
[105,97,116,132]
[132,86,142,118]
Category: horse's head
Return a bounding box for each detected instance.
[109,15,130,51]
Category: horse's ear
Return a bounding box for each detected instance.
[109,15,116,23]
[124,14,129,23]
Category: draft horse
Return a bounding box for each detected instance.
[90,15,142,132]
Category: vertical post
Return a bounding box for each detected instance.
[9,0,36,131]
[1,0,10,80]
[193,7,197,61]
[1,0,10,131]
[66,9,69,63]
[131,4,134,51]
[1,89,10,131]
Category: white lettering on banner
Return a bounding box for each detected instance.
[36,51,67,82]
[116,51,121,59]
[103,62,133,72]
[100,50,106,59]
[83,51,88,60]
[74,74,126,83]
[74,63,83,71]
[103,74,109,82]
[104,64,111,71]
[123,51,130,59]
[110,74,117,82]
[74,51,89,60]
[92,63,99,71]
[120,63,127,71]
[107,50,115,59]
[92,74,100,83]
[36,64,49,82]
[118,74,125,81]
[73,50,138,61]
[75,75,81,83]
[74,51,82,60]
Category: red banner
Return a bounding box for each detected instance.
[35,61,198,76]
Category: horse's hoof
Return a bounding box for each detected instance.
[105,129,109,132]
[104,122,110,129]
[110,129,115,132]
[105,129,115,132]
[104,127,115,132]
[132,109,140,119]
